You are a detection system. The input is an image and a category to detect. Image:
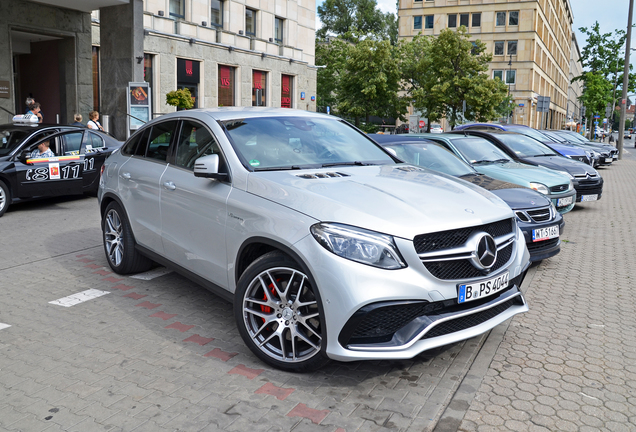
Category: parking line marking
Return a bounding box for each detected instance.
[0,323,11,330]
[130,267,173,280]
[49,289,110,307]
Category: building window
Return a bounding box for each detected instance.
[92,46,100,112]
[144,54,153,114]
[275,17,283,44]
[470,42,478,55]
[459,14,469,27]
[281,74,293,108]
[472,13,481,27]
[509,11,519,26]
[507,41,518,55]
[506,70,516,84]
[494,41,504,55]
[496,12,506,26]
[415,0,422,2]
[218,65,235,106]
[177,59,200,109]
[493,70,503,81]
[448,14,457,28]
[211,0,223,28]
[425,15,434,29]
[253,70,267,106]
[414,16,422,30]
[169,0,184,18]
[245,8,256,36]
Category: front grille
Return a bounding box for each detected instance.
[577,179,601,186]
[527,237,559,252]
[423,243,513,280]
[526,207,551,222]
[413,219,513,253]
[550,184,570,193]
[421,298,516,339]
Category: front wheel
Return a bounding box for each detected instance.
[0,180,10,217]
[234,251,328,372]
[102,201,152,274]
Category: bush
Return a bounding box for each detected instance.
[166,88,194,110]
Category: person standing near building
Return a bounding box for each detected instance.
[87,111,104,131]
[70,113,85,127]
[25,97,34,113]
[26,102,43,123]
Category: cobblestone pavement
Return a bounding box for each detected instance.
[2,152,635,431]
[0,196,492,431]
[452,151,636,432]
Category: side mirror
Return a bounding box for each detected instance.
[193,154,228,180]
[20,149,31,163]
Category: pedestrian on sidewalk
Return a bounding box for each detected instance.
[87,111,104,131]
[70,113,85,127]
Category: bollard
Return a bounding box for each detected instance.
[102,115,110,133]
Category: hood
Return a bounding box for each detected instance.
[457,173,525,191]
[474,161,571,188]
[246,165,513,240]
[547,142,586,156]
[489,188,552,210]
[522,156,595,176]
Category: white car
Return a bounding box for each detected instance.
[98,108,530,371]
[430,124,444,133]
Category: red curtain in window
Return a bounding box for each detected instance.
[281,75,292,108]
[218,65,234,107]
[252,71,266,106]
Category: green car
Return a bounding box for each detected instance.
[408,133,576,214]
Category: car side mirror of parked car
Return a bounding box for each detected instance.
[19,149,31,163]
[193,154,228,180]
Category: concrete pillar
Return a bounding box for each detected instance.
[100,0,144,140]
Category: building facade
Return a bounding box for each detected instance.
[1,0,317,139]
[566,33,583,127]
[398,0,574,129]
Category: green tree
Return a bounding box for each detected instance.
[336,39,408,129]
[404,28,509,130]
[317,0,395,42]
[166,88,194,110]
[578,71,613,132]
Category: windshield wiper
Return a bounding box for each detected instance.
[491,158,510,163]
[532,154,555,157]
[471,159,499,165]
[253,165,303,171]
[321,161,373,168]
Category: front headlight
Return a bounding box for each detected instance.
[529,182,549,195]
[311,223,406,269]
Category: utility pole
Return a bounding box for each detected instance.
[618,0,634,159]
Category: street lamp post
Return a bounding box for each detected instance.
[618,0,634,159]
[508,54,513,124]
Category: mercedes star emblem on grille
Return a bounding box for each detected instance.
[475,234,497,269]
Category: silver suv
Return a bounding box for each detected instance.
[98,108,530,371]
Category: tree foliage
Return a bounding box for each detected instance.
[403,28,509,130]
[166,88,194,109]
[578,71,613,120]
[317,0,397,43]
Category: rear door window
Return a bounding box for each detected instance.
[146,121,178,161]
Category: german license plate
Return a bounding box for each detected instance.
[605,157,613,163]
[557,196,573,207]
[458,272,509,304]
[532,225,559,242]
[581,194,598,202]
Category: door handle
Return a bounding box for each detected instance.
[163,181,176,191]
[121,172,131,180]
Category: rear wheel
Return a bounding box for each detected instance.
[234,251,328,372]
[102,201,152,274]
[0,180,9,217]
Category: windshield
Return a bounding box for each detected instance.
[385,142,475,176]
[560,131,588,143]
[449,137,512,164]
[0,128,30,156]
[495,133,558,157]
[507,126,551,143]
[223,117,394,170]
[541,131,567,143]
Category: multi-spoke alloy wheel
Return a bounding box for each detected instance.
[0,180,9,217]
[101,202,152,274]
[104,208,124,267]
[235,252,327,371]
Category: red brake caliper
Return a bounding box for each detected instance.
[260,281,279,323]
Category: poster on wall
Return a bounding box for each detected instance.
[127,82,151,135]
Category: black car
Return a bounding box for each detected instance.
[369,134,564,262]
[542,130,617,166]
[0,118,123,217]
[453,130,604,204]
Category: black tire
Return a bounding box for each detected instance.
[234,251,329,372]
[102,201,153,274]
[0,180,9,217]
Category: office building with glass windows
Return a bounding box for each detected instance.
[398,0,576,129]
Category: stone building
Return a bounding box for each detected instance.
[567,33,583,128]
[398,0,575,129]
[0,0,318,139]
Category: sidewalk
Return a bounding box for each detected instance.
[451,153,636,431]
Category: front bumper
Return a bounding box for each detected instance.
[574,177,604,202]
[295,223,530,362]
[549,189,576,214]
[519,217,565,262]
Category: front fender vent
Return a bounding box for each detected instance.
[297,172,350,179]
